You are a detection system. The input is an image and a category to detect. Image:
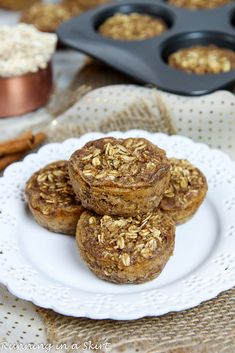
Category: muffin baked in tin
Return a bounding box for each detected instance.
[98,13,168,41]
[69,137,171,217]
[160,158,208,224]
[76,210,175,284]
[168,0,232,9]
[168,45,235,75]
[25,161,84,235]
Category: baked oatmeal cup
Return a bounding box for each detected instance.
[76,210,175,284]
[25,160,84,235]
[168,45,235,75]
[98,13,168,41]
[160,158,208,224]
[69,137,171,217]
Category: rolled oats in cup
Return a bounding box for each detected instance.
[0,24,57,117]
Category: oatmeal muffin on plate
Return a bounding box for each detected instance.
[69,137,171,217]
[25,161,84,235]
[160,158,208,224]
[76,210,175,284]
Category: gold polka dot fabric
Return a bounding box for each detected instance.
[0,284,46,344]
[46,83,235,160]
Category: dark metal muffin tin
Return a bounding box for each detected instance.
[57,0,235,96]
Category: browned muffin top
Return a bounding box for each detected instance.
[78,210,175,269]
[168,45,235,75]
[160,158,207,210]
[70,137,170,188]
[0,0,40,10]
[98,13,168,41]
[21,3,72,32]
[168,0,232,9]
[63,0,110,11]
[26,161,80,215]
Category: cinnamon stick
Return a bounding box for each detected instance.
[0,131,34,156]
[32,132,47,147]
[0,131,47,172]
[0,152,25,172]
[0,131,47,157]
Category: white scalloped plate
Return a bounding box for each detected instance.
[0,130,235,320]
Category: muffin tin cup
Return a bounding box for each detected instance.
[57,0,235,96]
[0,62,53,118]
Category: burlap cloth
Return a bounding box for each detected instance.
[37,60,235,353]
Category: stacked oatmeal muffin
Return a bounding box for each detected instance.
[25,137,208,284]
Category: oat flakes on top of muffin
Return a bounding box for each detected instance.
[25,160,84,235]
[168,45,235,75]
[98,13,168,41]
[76,209,175,284]
[69,137,171,217]
[160,158,208,224]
